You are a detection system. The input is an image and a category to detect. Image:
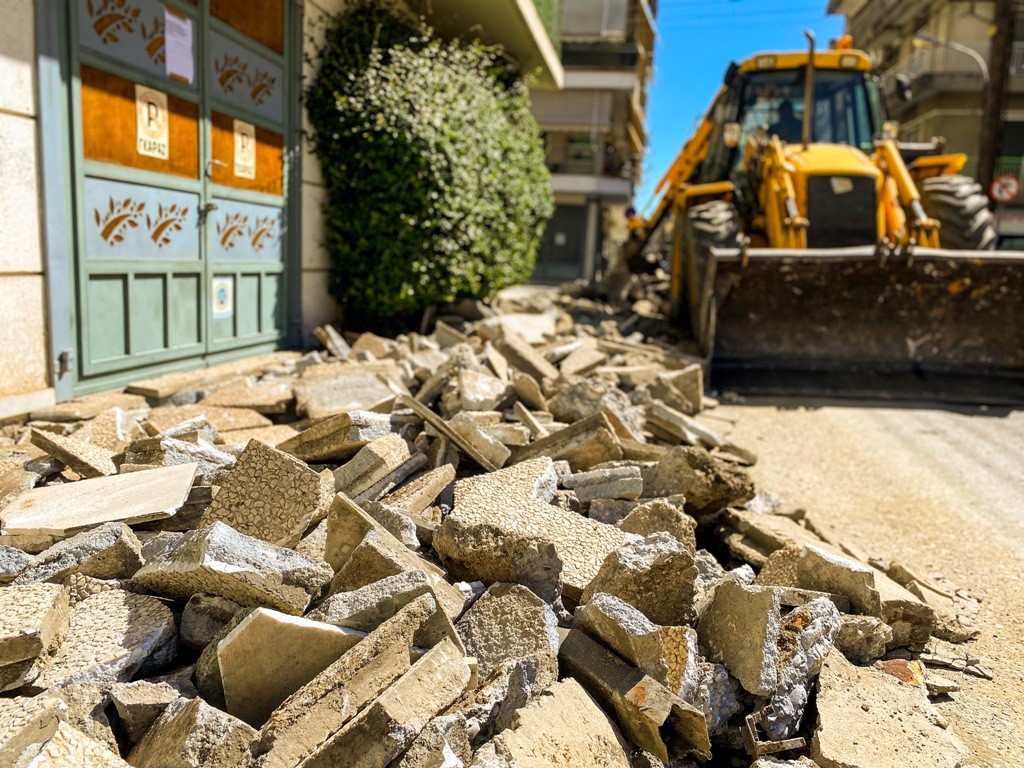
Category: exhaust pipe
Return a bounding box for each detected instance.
[803,31,816,149]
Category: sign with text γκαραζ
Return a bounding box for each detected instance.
[135,84,169,160]
[233,119,256,179]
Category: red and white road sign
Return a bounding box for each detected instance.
[990,174,1021,203]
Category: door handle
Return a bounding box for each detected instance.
[199,201,219,221]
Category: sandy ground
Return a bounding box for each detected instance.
[710,399,1024,767]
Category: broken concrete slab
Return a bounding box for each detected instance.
[457,369,513,411]
[478,679,633,768]
[380,464,455,516]
[12,522,143,585]
[218,424,299,448]
[128,696,257,768]
[295,637,473,768]
[0,544,33,584]
[696,580,782,697]
[455,582,560,683]
[180,593,242,651]
[132,522,333,615]
[254,594,454,768]
[33,589,175,689]
[333,433,413,497]
[588,498,642,525]
[563,466,643,502]
[30,429,117,478]
[294,369,400,420]
[575,592,672,688]
[307,571,434,632]
[510,412,623,472]
[641,447,754,517]
[617,497,697,552]
[217,607,365,727]
[548,380,646,441]
[277,411,393,462]
[109,679,184,744]
[119,435,235,485]
[559,628,711,763]
[19,720,133,768]
[392,713,471,768]
[126,351,299,400]
[1,462,197,546]
[145,404,272,434]
[448,412,511,470]
[835,614,893,664]
[495,331,560,383]
[581,533,697,627]
[313,323,351,359]
[400,395,501,472]
[205,439,333,548]
[435,457,630,602]
[200,378,294,414]
[811,650,967,768]
[0,582,69,688]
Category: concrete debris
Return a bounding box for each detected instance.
[812,650,968,768]
[0,291,981,767]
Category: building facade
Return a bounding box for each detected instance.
[530,0,656,283]
[828,0,1024,244]
[0,0,562,420]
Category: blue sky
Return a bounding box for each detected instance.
[636,0,846,213]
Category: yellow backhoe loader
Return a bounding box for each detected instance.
[626,35,1023,396]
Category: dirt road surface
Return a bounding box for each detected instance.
[712,399,1024,767]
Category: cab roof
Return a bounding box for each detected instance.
[737,49,872,75]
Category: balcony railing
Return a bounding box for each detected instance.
[882,40,1024,95]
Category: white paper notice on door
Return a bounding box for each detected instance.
[233,119,257,179]
[135,84,169,160]
[165,9,195,85]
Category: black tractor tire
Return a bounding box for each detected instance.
[684,200,744,356]
[919,175,997,251]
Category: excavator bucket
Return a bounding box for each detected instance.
[704,247,1024,401]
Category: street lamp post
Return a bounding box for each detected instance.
[913,32,990,85]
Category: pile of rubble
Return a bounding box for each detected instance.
[0,293,981,767]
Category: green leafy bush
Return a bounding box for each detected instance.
[305,3,554,328]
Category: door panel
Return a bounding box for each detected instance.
[70,0,292,389]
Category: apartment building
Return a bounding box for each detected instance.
[828,0,1024,244]
[0,0,562,419]
[530,0,657,282]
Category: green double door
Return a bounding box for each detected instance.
[69,0,295,392]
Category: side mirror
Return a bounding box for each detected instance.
[894,73,913,103]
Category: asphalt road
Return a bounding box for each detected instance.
[711,398,1024,767]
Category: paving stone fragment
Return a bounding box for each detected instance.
[380,464,456,515]
[0,693,64,763]
[458,369,513,411]
[278,411,392,462]
[20,720,132,768]
[401,395,501,472]
[33,589,175,689]
[575,593,672,687]
[74,407,141,453]
[120,435,235,484]
[145,404,272,434]
[448,412,511,470]
[218,424,299,448]
[510,412,623,471]
[835,613,893,664]
[480,423,531,447]
[108,679,183,744]
[201,378,294,414]
[559,628,711,762]
[180,593,242,650]
[313,323,351,359]
[563,466,643,502]
[0,544,33,584]
[126,352,299,399]
[548,380,646,441]
[0,583,69,682]
[30,429,117,478]
[31,391,149,423]
[333,433,413,496]
[617,498,697,551]
[588,498,642,525]
[455,582,560,682]
[696,580,782,696]
[128,696,257,768]
[12,523,143,585]
[132,522,333,615]
[495,332,560,383]
[1,462,197,546]
[217,607,364,727]
[392,713,472,768]
[435,457,630,602]
[641,446,754,516]
[205,439,333,547]
[581,533,697,626]
[307,571,434,631]
[476,679,633,768]
[297,638,472,768]
[294,369,400,419]
[254,594,456,768]
[811,650,967,768]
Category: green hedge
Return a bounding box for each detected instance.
[305,3,554,329]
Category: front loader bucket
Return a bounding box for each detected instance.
[705,247,1024,402]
